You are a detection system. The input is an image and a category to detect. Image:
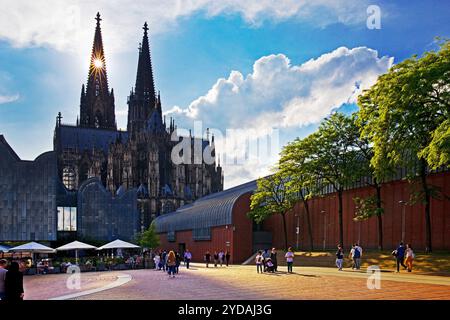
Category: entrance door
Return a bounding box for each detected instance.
[178,243,186,255]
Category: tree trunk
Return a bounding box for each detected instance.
[281,212,289,250]
[420,159,432,253]
[338,190,344,249]
[375,184,383,251]
[304,201,314,251]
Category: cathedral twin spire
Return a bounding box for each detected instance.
[127,21,161,133]
[79,13,159,132]
[79,12,116,130]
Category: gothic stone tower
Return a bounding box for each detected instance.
[54,14,224,234]
[79,12,116,130]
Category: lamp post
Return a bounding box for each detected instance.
[399,200,406,242]
[321,210,326,250]
[355,205,361,244]
[295,213,300,250]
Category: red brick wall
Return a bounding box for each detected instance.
[158,226,233,263]
[264,171,450,251]
[232,193,254,263]
[157,193,254,264]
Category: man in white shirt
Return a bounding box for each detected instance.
[0,259,8,300]
[285,247,295,273]
[184,250,192,269]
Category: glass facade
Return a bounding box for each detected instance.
[77,178,139,241]
[57,207,77,231]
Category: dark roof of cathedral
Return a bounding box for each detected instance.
[57,125,128,153]
[145,110,165,133]
[153,180,257,233]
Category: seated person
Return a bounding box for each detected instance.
[266,258,275,273]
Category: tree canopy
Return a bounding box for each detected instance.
[135,223,160,249]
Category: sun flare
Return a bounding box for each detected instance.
[93,58,103,69]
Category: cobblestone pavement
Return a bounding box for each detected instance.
[24,264,450,300]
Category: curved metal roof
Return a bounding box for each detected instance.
[154,180,256,233]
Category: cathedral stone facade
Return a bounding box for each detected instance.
[54,13,223,233]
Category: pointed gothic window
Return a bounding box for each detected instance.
[62,166,76,190]
[94,110,102,128]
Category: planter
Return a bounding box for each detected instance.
[25,268,37,275]
[114,264,127,270]
[50,267,60,274]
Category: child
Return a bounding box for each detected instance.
[266,258,275,273]
[255,251,263,273]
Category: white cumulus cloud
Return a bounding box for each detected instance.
[166,47,393,187]
[0,94,19,105]
[0,0,371,52]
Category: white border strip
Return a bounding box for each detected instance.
[49,274,132,300]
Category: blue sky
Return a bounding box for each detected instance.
[0,0,449,187]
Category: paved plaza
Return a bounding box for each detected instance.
[23,263,450,300]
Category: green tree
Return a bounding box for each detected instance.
[351,113,389,250]
[358,40,450,252]
[135,223,160,249]
[282,113,362,249]
[421,119,450,169]
[280,138,320,252]
[248,172,297,250]
[307,113,364,249]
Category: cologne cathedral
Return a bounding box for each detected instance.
[54,13,223,225]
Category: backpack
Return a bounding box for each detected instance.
[353,248,361,258]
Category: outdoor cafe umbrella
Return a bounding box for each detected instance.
[9,242,55,265]
[97,239,140,250]
[56,241,97,265]
[97,239,140,259]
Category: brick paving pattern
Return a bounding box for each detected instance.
[23,264,450,300]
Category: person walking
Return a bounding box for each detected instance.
[405,244,415,272]
[166,251,177,278]
[218,250,224,267]
[0,259,8,300]
[4,261,24,301]
[184,250,192,269]
[175,252,181,274]
[225,251,231,267]
[270,248,278,272]
[262,249,270,272]
[285,247,295,273]
[204,251,211,268]
[255,251,264,274]
[349,243,362,270]
[154,253,161,270]
[336,244,344,271]
[213,251,219,267]
[161,250,167,272]
[392,242,407,272]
